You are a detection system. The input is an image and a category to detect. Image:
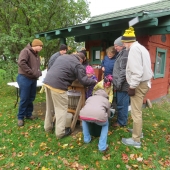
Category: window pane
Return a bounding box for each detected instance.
[155,52,162,74]
[95,51,100,59]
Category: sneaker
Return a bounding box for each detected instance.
[100,144,109,153]
[128,128,144,138]
[25,115,38,120]
[18,120,24,127]
[121,138,141,148]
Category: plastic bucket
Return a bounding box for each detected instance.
[88,109,115,137]
[88,122,102,137]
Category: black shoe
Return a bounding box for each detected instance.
[60,127,72,139]
[25,115,38,120]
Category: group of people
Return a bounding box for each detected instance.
[16,26,153,152]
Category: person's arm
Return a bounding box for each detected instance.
[101,57,105,72]
[76,64,96,87]
[128,47,143,88]
[18,50,33,74]
[106,100,111,117]
[117,50,128,90]
[47,52,59,70]
[108,85,113,103]
[92,80,103,95]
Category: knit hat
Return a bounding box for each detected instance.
[86,65,94,74]
[32,39,43,47]
[59,44,67,51]
[121,27,136,42]
[104,74,113,87]
[114,36,123,46]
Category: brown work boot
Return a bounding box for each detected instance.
[18,120,24,127]
[25,115,38,120]
[112,122,121,127]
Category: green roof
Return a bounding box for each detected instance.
[89,0,170,22]
[35,0,170,41]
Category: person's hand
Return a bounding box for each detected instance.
[102,67,105,71]
[116,84,121,91]
[128,88,135,96]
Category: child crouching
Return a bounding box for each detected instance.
[79,89,110,152]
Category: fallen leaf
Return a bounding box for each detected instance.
[96,161,100,168]
[122,153,129,163]
[132,164,138,168]
[137,157,143,162]
[102,156,107,160]
[17,152,24,157]
[116,164,120,168]
[62,144,68,148]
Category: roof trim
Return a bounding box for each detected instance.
[35,10,170,40]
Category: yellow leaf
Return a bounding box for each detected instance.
[116,164,120,168]
[17,152,24,157]
[62,144,68,148]
[132,164,138,168]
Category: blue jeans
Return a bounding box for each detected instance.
[17,74,37,120]
[116,91,129,126]
[82,120,109,151]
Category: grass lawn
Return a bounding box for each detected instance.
[0,80,170,170]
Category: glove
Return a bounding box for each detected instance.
[128,88,135,96]
[116,84,121,91]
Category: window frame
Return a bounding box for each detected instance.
[90,47,102,65]
[154,47,167,79]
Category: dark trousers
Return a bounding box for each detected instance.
[17,74,37,120]
[116,91,130,126]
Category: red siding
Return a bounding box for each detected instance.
[138,34,170,102]
[85,34,170,103]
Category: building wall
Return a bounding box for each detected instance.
[85,34,170,102]
[138,34,170,102]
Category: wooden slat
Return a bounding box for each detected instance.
[71,95,82,132]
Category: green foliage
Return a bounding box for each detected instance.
[0,60,18,82]
[0,82,170,169]
[0,0,90,69]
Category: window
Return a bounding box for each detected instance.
[90,47,102,65]
[154,47,167,78]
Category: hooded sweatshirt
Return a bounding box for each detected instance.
[80,89,110,122]
[18,43,42,79]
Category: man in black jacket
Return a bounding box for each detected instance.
[112,36,130,127]
[43,52,96,139]
[47,44,67,70]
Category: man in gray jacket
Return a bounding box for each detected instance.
[112,36,130,127]
[43,52,97,139]
[121,27,153,148]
